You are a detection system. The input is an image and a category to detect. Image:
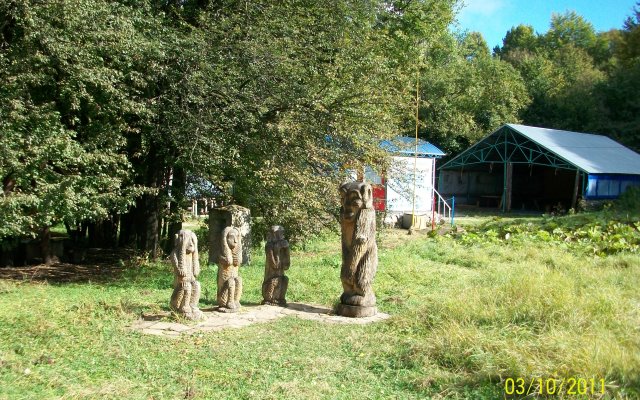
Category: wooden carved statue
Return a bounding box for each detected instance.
[262,225,290,306]
[169,229,203,320]
[217,226,243,313]
[336,181,378,317]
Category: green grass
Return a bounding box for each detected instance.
[0,214,639,399]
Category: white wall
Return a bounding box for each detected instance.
[386,156,434,213]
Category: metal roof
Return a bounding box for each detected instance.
[506,124,640,174]
[440,124,640,174]
[380,136,446,158]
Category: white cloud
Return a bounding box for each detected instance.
[459,0,504,17]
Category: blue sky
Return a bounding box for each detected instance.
[455,0,638,50]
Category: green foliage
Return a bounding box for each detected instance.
[617,2,640,62]
[189,0,430,241]
[495,24,539,56]
[0,0,150,239]
[615,186,640,212]
[494,8,640,151]
[415,31,530,154]
[2,0,461,245]
[2,0,640,249]
[450,212,640,256]
[598,3,640,152]
[544,11,600,59]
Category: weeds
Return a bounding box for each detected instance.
[451,211,640,255]
[0,214,638,399]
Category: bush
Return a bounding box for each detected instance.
[615,186,640,212]
[450,211,640,256]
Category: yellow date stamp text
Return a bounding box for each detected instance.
[504,377,606,396]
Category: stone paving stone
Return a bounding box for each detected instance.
[166,324,192,332]
[197,326,223,333]
[142,328,171,337]
[199,319,228,328]
[151,322,184,330]
[228,319,252,328]
[141,311,171,321]
[130,303,390,337]
[130,320,157,329]
[280,308,297,315]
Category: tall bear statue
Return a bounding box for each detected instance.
[336,181,378,317]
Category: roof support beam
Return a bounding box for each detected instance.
[441,126,582,172]
[571,169,580,210]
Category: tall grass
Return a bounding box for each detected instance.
[0,216,638,399]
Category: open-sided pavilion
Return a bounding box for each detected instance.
[438,124,640,212]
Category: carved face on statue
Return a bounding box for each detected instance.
[226,229,239,250]
[175,230,197,254]
[339,181,373,222]
[267,225,285,242]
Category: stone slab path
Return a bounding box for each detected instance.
[130,303,390,338]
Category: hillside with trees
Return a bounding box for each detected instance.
[1,0,639,260]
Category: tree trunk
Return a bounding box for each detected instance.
[119,210,134,247]
[505,162,513,212]
[87,216,119,248]
[166,166,187,253]
[133,195,159,257]
[2,174,15,195]
[571,169,580,210]
[127,141,165,258]
[40,227,52,266]
[65,222,84,244]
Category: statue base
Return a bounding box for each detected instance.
[335,303,377,318]
[261,300,287,307]
[183,309,204,320]
[217,306,239,313]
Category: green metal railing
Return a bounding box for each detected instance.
[433,189,455,227]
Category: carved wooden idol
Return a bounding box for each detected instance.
[336,181,378,317]
[169,230,203,320]
[217,227,243,313]
[262,225,290,306]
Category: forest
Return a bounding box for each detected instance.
[2,0,640,259]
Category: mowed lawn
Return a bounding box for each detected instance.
[0,214,639,399]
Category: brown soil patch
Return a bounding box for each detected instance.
[0,248,133,283]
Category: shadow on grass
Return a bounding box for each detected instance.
[286,302,332,314]
[0,248,134,284]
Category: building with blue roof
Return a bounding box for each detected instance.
[366,136,449,227]
[379,136,446,158]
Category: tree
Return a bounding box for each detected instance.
[543,11,613,65]
[417,31,530,154]
[0,0,151,262]
[185,0,456,240]
[461,31,490,59]
[597,2,640,151]
[495,24,539,57]
[545,11,597,50]
[616,2,640,62]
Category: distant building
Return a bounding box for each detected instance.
[365,137,448,226]
[439,124,640,212]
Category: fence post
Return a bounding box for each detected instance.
[451,196,455,227]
